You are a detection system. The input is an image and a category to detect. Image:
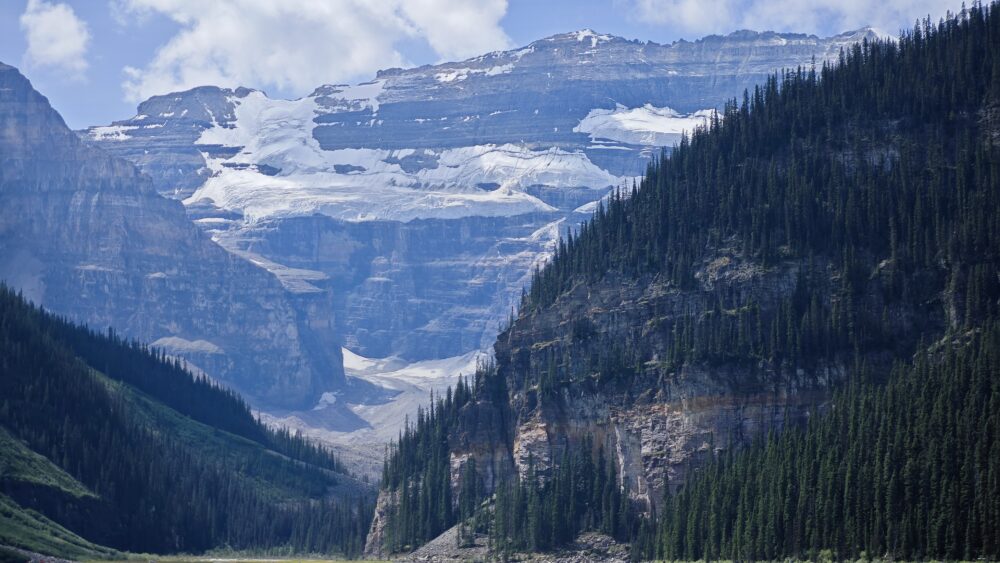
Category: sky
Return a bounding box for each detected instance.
[0,0,962,129]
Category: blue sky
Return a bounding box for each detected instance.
[0,0,959,129]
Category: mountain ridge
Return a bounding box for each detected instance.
[0,61,349,410]
[375,26,887,79]
[72,24,891,465]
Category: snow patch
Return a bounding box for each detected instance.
[152,336,224,355]
[315,80,386,113]
[334,79,385,113]
[435,63,514,83]
[574,104,715,146]
[88,124,138,141]
[188,91,614,222]
[313,392,338,410]
[343,348,484,387]
[435,69,470,82]
[575,29,612,48]
[182,88,622,223]
[511,45,534,60]
[485,63,515,76]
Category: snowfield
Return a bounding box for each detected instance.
[88,124,139,141]
[574,104,715,146]
[186,90,620,222]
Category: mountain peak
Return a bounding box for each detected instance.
[0,60,115,190]
[836,26,895,41]
[536,28,620,47]
[127,84,254,126]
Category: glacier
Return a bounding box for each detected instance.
[575,104,715,146]
[184,89,622,223]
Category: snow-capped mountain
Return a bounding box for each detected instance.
[88,27,882,217]
[84,27,882,434]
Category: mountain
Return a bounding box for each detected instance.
[0,285,372,557]
[368,7,1000,560]
[81,28,882,442]
[87,28,884,207]
[0,61,347,411]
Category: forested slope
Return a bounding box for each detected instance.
[641,326,1000,561]
[0,285,372,557]
[370,4,1000,560]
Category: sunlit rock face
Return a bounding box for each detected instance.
[85,28,881,368]
[0,62,346,411]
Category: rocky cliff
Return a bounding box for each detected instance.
[364,252,848,556]
[0,62,346,410]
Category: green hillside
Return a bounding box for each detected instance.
[0,285,373,558]
[0,427,118,560]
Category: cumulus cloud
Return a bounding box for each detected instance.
[116,0,513,102]
[623,0,964,37]
[399,0,511,60]
[19,0,91,77]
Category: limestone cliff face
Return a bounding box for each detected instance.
[363,256,810,551]
[471,253,840,510]
[208,213,567,360]
[0,62,344,409]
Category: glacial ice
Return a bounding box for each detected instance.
[574,104,716,147]
[186,90,622,222]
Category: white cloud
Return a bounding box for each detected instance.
[19,0,91,77]
[116,0,513,103]
[400,0,512,60]
[623,0,964,37]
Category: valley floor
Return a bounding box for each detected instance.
[90,559,382,563]
[397,530,629,563]
[0,546,386,563]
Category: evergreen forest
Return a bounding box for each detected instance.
[377,4,1000,560]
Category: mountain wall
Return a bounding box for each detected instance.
[0,62,345,410]
[366,255,850,556]
[85,28,883,370]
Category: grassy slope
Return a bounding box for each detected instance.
[0,427,117,558]
[0,493,120,560]
[0,421,106,559]
[0,427,95,500]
